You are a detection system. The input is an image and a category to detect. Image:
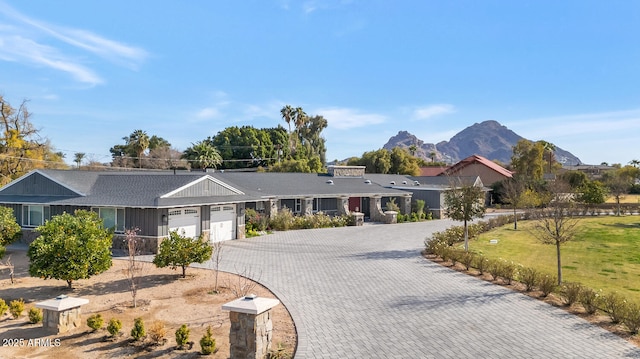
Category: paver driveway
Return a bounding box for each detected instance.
[205,219,640,358]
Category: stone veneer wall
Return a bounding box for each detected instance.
[328,166,366,177]
[229,310,273,359]
[42,307,82,334]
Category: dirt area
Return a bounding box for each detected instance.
[0,247,296,358]
[425,254,640,348]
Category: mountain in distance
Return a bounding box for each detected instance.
[383,120,581,165]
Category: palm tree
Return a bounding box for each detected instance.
[73,152,85,168]
[293,107,308,131]
[408,144,417,156]
[629,159,640,168]
[183,141,222,169]
[539,140,556,174]
[280,105,294,133]
[127,130,150,168]
[429,151,437,162]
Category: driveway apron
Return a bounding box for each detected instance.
[201,219,640,358]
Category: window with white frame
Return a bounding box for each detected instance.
[93,207,125,233]
[22,205,50,227]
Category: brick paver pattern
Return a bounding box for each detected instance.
[197,219,640,358]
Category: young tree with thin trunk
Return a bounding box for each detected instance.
[153,231,213,278]
[444,178,486,251]
[501,176,525,230]
[123,228,145,308]
[529,180,580,285]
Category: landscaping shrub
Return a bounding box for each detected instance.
[560,282,584,306]
[245,208,269,235]
[579,288,599,315]
[538,275,557,297]
[148,321,167,345]
[87,314,104,331]
[28,307,42,324]
[518,267,539,292]
[0,299,8,317]
[601,292,626,324]
[107,318,122,337]
[622,302,640,334]
[175,324,190,349]
[269,208,294,231]
[473,255,488,275]
[497,259,517,285]
[200,325,216,355]
[9,299,24,319]
[413,199,425,218]
[460,251,475,271]
[130,317,146,341]
[268,342,292,359]
[486,258,502,281]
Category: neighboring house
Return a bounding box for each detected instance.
[0,166,413,253]
[440,154,512,187]
[560,164,616,181]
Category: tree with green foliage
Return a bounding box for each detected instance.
[127,130,150,168]
[389,147,421,175]
[73,152,85,168]
[28,210,113,288]
[561,170,589,189]
[529,179,580,285]
[110,130,170,169]
[182,140,223,169]
[603,167,636,215]
[153,231,213,278]
[578,180,607,209]
[347,147,422,175]
[444,179,486,251]
[0,206,21,256]
[510,139,546,184]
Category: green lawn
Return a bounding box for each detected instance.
[471,216,640,301]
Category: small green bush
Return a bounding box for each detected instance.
[518,267,539,292]
[107,318,122,337]
[601,292,626,324]
[486,259,502,281]
[175,324,190,349]
[460,251,475,271]
[130,317,146,341]
[28,307,42,324]
[87,314,104,331]
[560,282,583,306]
[579,288,599,315]
[0,299,8,317]
[622,302,640,334]
[538,275,557,297]
[473,255,488,275]
[497,260,517,285]
[9,299,24,319]
[200,325,216,355]
[267,342,292,359]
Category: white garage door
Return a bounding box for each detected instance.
[168,207,200,238]
[210,205,236,242]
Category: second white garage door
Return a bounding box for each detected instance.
[210,205,236,242]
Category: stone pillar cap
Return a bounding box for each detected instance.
[36,295,89,311]
[222,295,280,315]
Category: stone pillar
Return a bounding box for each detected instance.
[337,196,350,216]
[36,295,89,334]
[237,204,246,240]
[384,211,398,224]
[369,196,385,222]
[265,198,279,219]
[222,295,280,359]
[402,195,412,215]
[301,197,313,216]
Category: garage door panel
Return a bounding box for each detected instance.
[168,208,200,238]
[210,205,236,242]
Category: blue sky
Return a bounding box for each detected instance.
[1,0,639,166]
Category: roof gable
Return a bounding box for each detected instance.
[0,170,84,197]
[161,176,244,198]
[444,155,513,178]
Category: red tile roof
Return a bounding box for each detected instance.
[444,155,513,178]
[419,167,447,176]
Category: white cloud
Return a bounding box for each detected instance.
[411,104,456,120]
[0,1,147,83]
[195,107,221,120]
[0,35,103,85]
[315,107,386,130]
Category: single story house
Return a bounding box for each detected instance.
[0,166,412,253]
